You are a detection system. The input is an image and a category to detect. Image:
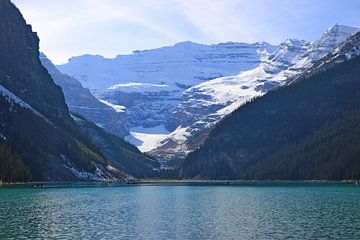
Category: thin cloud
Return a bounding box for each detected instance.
[12,0,360,64]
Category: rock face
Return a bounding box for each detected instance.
[0,1,71,125]
[0,0,150,181]
[40,54,129,138]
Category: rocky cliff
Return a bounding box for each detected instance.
[40,54,129,137]
[0,0,149,181]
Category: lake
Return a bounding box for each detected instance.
[0,182,359,239]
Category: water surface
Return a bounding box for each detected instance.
[1,182,359,239]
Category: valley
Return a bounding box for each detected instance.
[1,0,360,182]
[57,24,359,165]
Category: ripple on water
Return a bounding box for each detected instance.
[0,183,360,240]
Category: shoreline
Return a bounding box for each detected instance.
[138,179,360,185]
[1,179,359,187]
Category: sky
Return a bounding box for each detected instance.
[12,0,360,64]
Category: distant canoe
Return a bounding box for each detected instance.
[34,183,45,188]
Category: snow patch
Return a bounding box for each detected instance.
[0,133,7,141]
[99,99,126,112]
[70,113,83,122]
[64,162,118,181]
[108,82,171,93]
[166,126,191,142]
[125,125,170,152]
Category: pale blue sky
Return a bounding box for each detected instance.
[12,0,360,64]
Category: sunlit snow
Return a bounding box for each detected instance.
[125,125,170,152]
[99,99,126,112]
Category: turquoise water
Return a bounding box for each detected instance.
[0,182,360,239]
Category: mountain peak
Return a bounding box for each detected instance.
[282,38,310,47]
[39,52,47,59]
[327,24,358,35]
[318,24,358,45]
[253,41,273,47]
[308,24,358,59]
[174,41,201,48]
[265,38,310,70]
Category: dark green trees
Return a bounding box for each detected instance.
[181,56,360,180]
[0,143,30,183]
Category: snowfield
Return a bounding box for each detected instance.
[58,41,276,93]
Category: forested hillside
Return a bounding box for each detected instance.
[181,56,360,180]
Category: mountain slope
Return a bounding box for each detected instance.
[40,54,129,138]
[243,108,360,180]
[0,1,71,127]
[181,33,360,180]
[0,0,143,182]
[242,32,360,180]
[40,54,159,178]
[0,89,127,181]
[71,113,159,178]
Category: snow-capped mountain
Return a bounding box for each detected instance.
[59,41,276,92]
[58,24,358,163]
[58,41,277,151]
[305,29,360,73]
[149,24,359,160]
